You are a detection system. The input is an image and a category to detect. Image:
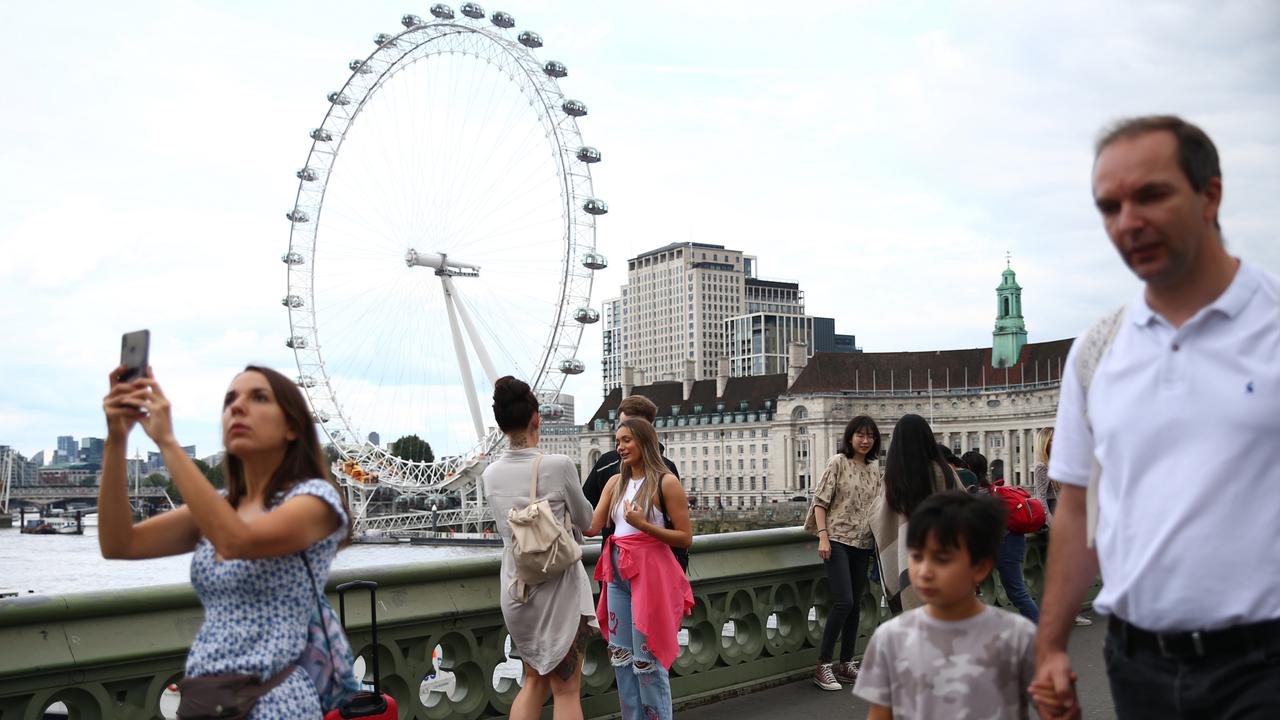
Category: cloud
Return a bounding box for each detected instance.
[1,0,1277,458]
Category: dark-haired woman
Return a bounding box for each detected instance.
[483,376,595,720]
[962,450,1042,623]
[99,365,353,718]
[870,414,957,614]
[588,417,694,720]
[810,416,882,691]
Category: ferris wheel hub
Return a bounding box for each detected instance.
[405,248,482,277]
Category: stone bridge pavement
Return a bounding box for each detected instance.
[681,614,1115,719]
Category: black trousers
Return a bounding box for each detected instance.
[1105,618,1280,719]
[819,540,871,664]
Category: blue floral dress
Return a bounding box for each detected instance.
[185,479,347,719]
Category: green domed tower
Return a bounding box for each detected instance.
[992,258,1027,368]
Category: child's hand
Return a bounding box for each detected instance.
[1028,671,1079,719]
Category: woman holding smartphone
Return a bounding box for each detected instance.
[99,364,352,718]
[587,418,694,720]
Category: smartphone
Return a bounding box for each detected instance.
[119,330,150,382]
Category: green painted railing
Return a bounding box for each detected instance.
[0,529,1081,719]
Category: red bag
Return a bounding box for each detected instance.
[993,485,1046,534]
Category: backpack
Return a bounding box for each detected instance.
[1075,307,1126,547]
[507,453,582,602]
[297,554,361,712]
[993,484,1047,534]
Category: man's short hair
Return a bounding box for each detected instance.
[1095,115,1221,193]
[618,395,658,423]
[907,491,1006,567]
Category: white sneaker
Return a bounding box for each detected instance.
[1073,615,1094,627]
[813,663,841,691]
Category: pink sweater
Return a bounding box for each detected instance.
[594,532,694,669]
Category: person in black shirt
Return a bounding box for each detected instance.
[582,395,678,507]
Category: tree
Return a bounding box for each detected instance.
[205,463,224,489]
[389,435,434,464]
[144,472,168,487]
[325,444,340,464]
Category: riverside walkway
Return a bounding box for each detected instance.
[683,615,1115,719]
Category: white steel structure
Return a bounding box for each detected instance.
[283,6,606,532]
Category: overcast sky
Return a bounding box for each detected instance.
[2,0,1277,461]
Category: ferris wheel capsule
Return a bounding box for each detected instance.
[518,31,543,48]
[575,146,601,163]
[311,410,331,424]
[349,59,373,74]
[430,4,455,20]
[374,33,397,46]
[558,359,586,375]
[490,10,515,28]
[461,3,485,19]
[539,402,565,418]
[310,128,333,142]
[401,14,423,28]
[282,251,305,265]
[286,209,310,223]
[582,198,608,215]
[561,99,587,117]
[573,307,600,324]
[282,295,304,308]
[582,252,608,270]
[296,167,319,181]
[286,336,308,349]
[296,375,318,388]
[327,92,351,106]
[543,60,567,78]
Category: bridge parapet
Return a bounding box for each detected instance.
[0,529,1082,719]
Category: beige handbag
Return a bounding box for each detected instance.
[506,454,582,603]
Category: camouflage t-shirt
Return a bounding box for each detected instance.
[852,605,1036,720]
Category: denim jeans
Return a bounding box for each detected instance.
[606,545,673,720]
[1105,620,1280,719]
[996,532,1038,623]
[819,540,871,664]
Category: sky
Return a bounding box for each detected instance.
[1,0,1277,461]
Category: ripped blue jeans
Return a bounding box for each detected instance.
[606,544,673,720]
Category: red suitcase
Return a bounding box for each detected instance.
[324,580,398,720]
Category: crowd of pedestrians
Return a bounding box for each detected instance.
[89,114,1275,719]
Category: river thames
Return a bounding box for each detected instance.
[0,524,498,596]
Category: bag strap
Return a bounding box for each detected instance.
[1075,306,1125,548]
[527,452,544,504]
[299,553,338,661]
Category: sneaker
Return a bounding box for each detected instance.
[1073,615,1094,627]
[813,663,841,691]
[833,660,859,683]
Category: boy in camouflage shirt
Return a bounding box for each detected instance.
[854,491,1036,719]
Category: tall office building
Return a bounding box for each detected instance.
[56,436,77,464]
[616,242,748,388]
[600,297,624,396]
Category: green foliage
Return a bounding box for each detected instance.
[143,472,167,487]
[389,435,434,464]
[205,463,224,489]
[325,444,340,464]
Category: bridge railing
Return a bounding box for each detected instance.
[0,529,1086,719]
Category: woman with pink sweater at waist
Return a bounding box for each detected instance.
[586,417,694,720]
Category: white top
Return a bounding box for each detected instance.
[611,475,665,537]
[1050,260,1280,631]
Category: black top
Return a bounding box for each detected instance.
[582,446,679,508]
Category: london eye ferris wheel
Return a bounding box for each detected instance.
[281,4,607,507]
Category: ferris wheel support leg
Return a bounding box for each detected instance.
[441,275,499,388]
[441,276,487,442]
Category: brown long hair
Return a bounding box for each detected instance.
[221,365,352,544]
[609,417,669,524]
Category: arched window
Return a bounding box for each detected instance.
[1003,297,1011,316]
[791,405,809,421]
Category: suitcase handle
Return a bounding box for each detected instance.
[335,580,380,694]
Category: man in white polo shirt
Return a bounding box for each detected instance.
[1031,116,1280,719]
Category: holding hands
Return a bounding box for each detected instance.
[1029,652,1081,720]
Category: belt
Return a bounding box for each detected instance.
[1108,616,1280,660]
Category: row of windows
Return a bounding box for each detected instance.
[677,444,764,457]
[681,476,761,492]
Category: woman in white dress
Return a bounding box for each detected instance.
[482,376,596,720]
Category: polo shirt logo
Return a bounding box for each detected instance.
[1246,381,1254,394]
